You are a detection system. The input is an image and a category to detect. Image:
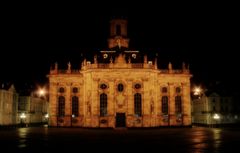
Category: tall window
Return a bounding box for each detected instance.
[134,93,142,117]
[58,96,65,117]
[100,93,107,117]
[116,24,121,35]
[72,96,79,116]
[175,96,182,113]
[162,96,168,114]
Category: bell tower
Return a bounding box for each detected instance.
[108,19,130,49]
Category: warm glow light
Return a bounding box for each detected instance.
[45,114,49,118]
[213,113,220,120]
[38,88,46,97]
[20,113,26,119]
[72,114,75,118]
[193,87,201,95]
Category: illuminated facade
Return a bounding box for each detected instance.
[18,93,49,125]
[192,92,239,125]
[48,19,192,127]
[0,84,18,126]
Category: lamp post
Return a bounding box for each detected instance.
[71,114,75,127]
[193,87,202,98]
[44,113,49,125]
[213,113,220,127]
[20,113,26,127]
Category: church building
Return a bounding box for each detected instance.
[48,19,192,128]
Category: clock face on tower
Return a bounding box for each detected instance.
[103,54,108,59]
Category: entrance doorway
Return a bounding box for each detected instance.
[116,113,126,127]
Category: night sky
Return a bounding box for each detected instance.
[1,3,239,93]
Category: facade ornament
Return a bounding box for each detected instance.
[150,99,154,114]
[94,55,98,64]
[68,62,71,70]
[110,57,113,63]
[144,55,147,64]
[168,62,172,70]
[55,62,58,70]
[128,57,131,63]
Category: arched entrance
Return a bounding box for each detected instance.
[115,113,126,127]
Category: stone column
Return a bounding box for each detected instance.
[182,82,191,126]
[49,82,57,126]
[169,83,176,126]
[65,83,71,126]
[108,79,115,127]
[142,77,150,127]
[91,78,99,127]
[126,79,133,127]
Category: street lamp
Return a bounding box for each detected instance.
[20,113,26,126]
[71,114,75,127]
[193,87,201,96]
[38,88,46,98]
[213,113,220,127]
[45,113,49,119]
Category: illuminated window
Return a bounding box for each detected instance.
[72,96,79,117]
[100,93,107,117]
[162,87,168,93]
[58,96,65,117]
[175,96,182,113]
[72,87,78,93]
[162,96,168,114]
[118,83,124,92]
[134,93,142,117]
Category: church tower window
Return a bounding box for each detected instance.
[116,24,121,35]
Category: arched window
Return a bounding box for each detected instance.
[116,24,121,35]
[134,93,142,117]
[176,87,181,93]
[72,96,79,117]
[162,87,168,93]
[117,83,124,92]
[162,96,168,114]
[175,96,182,113]
[72,87,78,93]
[58,96,65,117]
[59,87,65,93]
[100,93,107,117]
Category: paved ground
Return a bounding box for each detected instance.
[0,126,240,153]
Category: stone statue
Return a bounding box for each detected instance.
[68,62,71,70]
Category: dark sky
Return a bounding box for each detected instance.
[1,3,239,92]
